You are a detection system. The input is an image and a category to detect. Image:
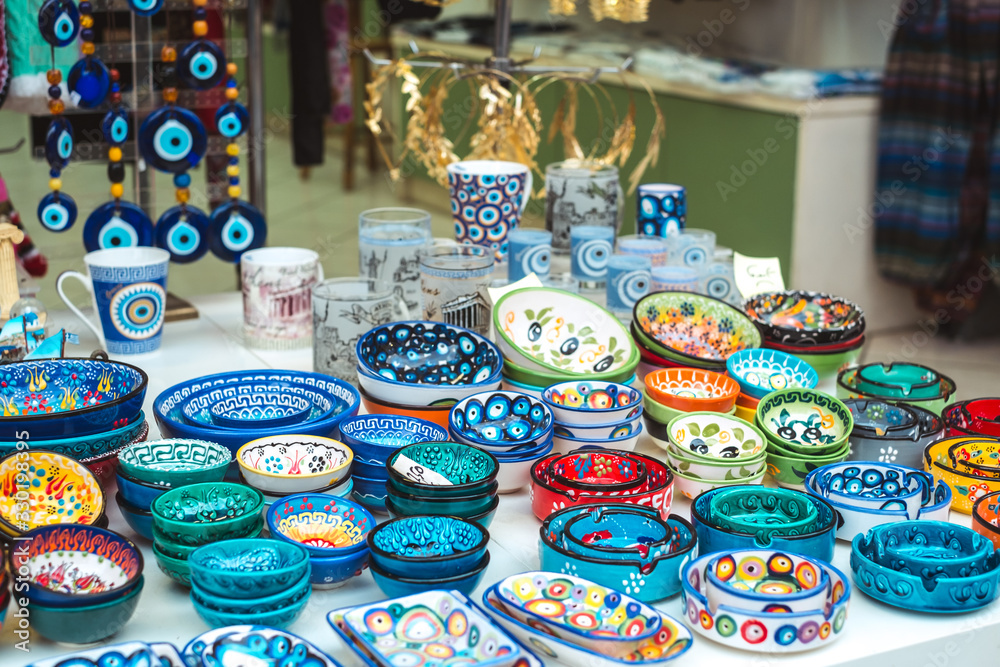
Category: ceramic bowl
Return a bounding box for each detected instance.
[872,520,994,576]
[26,576,144,644]
[367,514,489,578]
[804,460,929,516]
[151,482,264,547]
[744,289,865,346]
[704,549,831,614]
[359,366,504,408]
[756,389,853,454]
[385,482,498,516]
[179,381,336,428]
[308,544,370,589]
[352,473,389,513]
[642,388,735,425]
[633,322,727,373]
[188,538,310,598]
[855,362,940,400]
[502,351,638,387]
[339,413,449,469]
[0,358,147,439]
[633,291,761,365]
[494,441,555,494]
[115,492,154,541]
[923,436,1000,514]
[666,412,766,462]
[153,370,360,454]
[449,390,554,450]
[385,441,499,497]
[846,398,922,437]
[384,492,500,529]
[707,487,819,543]
[118,438,231,487]
[542,380,643,426]
[644,368,741,414]
[116,469,171,509]
[185,627,339,667]
[766,442,851,489]
[837,367,955,416]
[671,465,767,500]
[726,349,819,401]
[557,505,674,563]
[0,412,147,461]
[358,385,452,429]
[190,569,311,612]
[370,551,491,597]
[553,414,643,441]
[260,477,354,512]
[545,450,648,493]
[0,450,105,537]
[151,542,191,586]
[942,399,1000,438]
[659,439,767,482]
[972,490,1000,550]
[266,493,375,557]
[83,432,142,489]
[207,392,312,429]
[551,427,641,455]
[191,580,311,629]
[237,435,353,494]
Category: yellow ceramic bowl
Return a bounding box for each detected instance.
[734,404,757,424]
[923,436,1000,514]
[0,450,105,537]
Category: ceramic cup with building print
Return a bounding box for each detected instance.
[616,234,668,267]
[699,245,740,306]
[570,225,615,289]
[651,265,699,293]
[545,160,623,254]
[240,247,323,349]
[637,183,686,237]
[447,160,532,262]
[607,253,651,318]
[507,229,552,283]
[667,227,716,267]
[313,278,409,383]
[419,245,495,336]
[56,247,170,355]
[358,208,432,316]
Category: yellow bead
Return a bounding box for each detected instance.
[226,143,240,157]
[227,185,241,199]
[81,42,95,55]
[225,87,239,100]
[110,183,124,199]
[176,187,190,203]
[49,178,61,191]
[80,15,93,28]
[108,147,122,162]
[226,63,238,76]
[193,21,208,37]
[161,46,177,63]
[193,0,208,5]
[226,165,240,177]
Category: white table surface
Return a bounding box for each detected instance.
[5,292,999,667]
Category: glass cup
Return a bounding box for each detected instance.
[667,228,716,267]
[636,183,687,237]
[570,225,615,289]
[507,229,552,283]
[546,160,623,254]
[419,246,495,335]
[699,245,740,305]
[651,266,699,293]
[359,208,432,316]
[607,254,652,318]
[617,234,668,267]
[240,247,324,349]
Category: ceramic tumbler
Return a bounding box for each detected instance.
[419,245,495,336]
[545,160,623,254]
[56,247,170,355]
[358,208,432,315]
[241,247,324,349]
[651,266,699,293]
[637,183,686,237]
[607,254,651,316]
[667,228,716,267]
[617,234,668,267]
[507,229,552,283]
[570,225,615,288]
[447,160,532,262]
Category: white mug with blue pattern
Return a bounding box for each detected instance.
[447,160,532,262]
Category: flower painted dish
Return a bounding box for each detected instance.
[266,493,375,556]
[208,392,312,429]
[756,389,853,454]
[494,287,640,377]
[118,438,231,487]
[0,450,105,537]
[744,290,865,346]
[644,368,741,413]
[666,412,766,462]
[725,349,819,401]
[449,390,554,448]
[542,380,643,426]
[546,450,649,493]
[236,435,353,494]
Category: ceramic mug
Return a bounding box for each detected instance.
[313,278,409,383]
[607,254,651,317]
[57,247,170,355]
[358,208,432,316]
[507,229,552,283]
[419,245,495,336]
[241,247,324,349]
[447,160,532,262]
[570,225,615,288]
[637,183,686,237]
[545,160,623,254]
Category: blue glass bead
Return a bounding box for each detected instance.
[228,177,239,185]
[102,107,130,145]
[226,78,237,88]
[173,173,191,188]
[111,82,120,93]
[80,28,94,42]
[49,169,60,178]
[68,57,110,109]
[126,0,163,16]
[48,85,61,99]
[194,7,207,19]
[208,199,267,263]
[82,201,154,252]
[38,0,80,48]
[177,39,227,90]
[45,117,74,170]
[138,105,207,173]
[155,205,210,263]
[229,157,239,166]
[214,103,248,139]
[37,191,77,232]
[79,1,92,12]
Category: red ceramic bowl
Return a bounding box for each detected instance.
[972,490,1000,550]
[530,451,674,521]
[944,399,1000,438]
[762,330,865,354]
[736,392,761,409]
[544,451,649,496]
[644,368,740,414]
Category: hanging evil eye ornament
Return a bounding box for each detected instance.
[66,2,109,109]
[45,116,74,171]
[38,0,80,48]
[155,203,210,263]
[126,0,164,16]
[177,39,227,90]
[37,192,77,232]
[82,200,154,251]
[215,102,248,139]
[137,104,207,174]
[102,107,130,145]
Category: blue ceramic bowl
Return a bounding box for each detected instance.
[208,392,312,430]
[189,538,311,598]
[0,411,147,460]
[191,584,310,629]
[151,543,191,586]
[153,370,360,455]
[867,520,994,576]
[115,491,154,541]
[26,576,145,644]
[191,570,311,614]
[385,493,499,529]
[490,437,553,462]
[368,515,489,579]
[180,382,338,428]
[369,551,490,598]
[0,358,147,439]
[266,493,376,557]
[116,470,171,509]
[352,473,389,512]
[352,459,389,478]
[726,348,819,401]
[386,484,498,516]
[339,414,449,468]
[449,391,554,449]
[309,546,370,589]
[385,441,499,498]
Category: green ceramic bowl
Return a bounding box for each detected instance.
[502,355,639,387]
[666,411,767,462]
[836,367,956,417]
[154,519,264,560]
[386,442,499,498]
[643,389,736,424]
[151,482,264,547]
[28,576,145,644]
[118,438,232,487]
[756,389,853,455]
[152,542,191,587]
[385,484,497,516]
[766,442,850,488]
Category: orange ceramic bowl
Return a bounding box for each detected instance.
[972,490,1000,550]
[736,392,761,409]
[358,386,451,430]
[643,368,740,414]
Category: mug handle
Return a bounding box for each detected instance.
[520,170,534,216]
[56,270,105,347]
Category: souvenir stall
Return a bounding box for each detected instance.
[4,2,1000,667]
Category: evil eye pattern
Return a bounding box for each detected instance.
[155,205,210,263]
[36,192,77,232]
[573,239,612,278]
[102,107,130,145]
[207,200,267,262]
[635,188,687,238]
[138,106,207,173]
[638,196,658,219]
[178,39,227,90]
[448,171,527,261]
[67,57,110,109]
[357,322,500,386]
[215,102,249,138]
[45,117,74,170]
[38,0,80,47]
[614,269,650,309]
[127,0,164,16]
[110,281,165,340]
[82,201,154,252]
[450,392,552,444]
[683,245,709,266]
[518,244,550,278]
[705,275,733,300]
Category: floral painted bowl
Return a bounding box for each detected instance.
[494,287,640,377]
[208,392,312,429]
[0,450,105,538]
[542,380,643,427]
[972,490,1000,550]
[744,290,865,346]
[367,515,490,579]
[666,412,766,462]
[725,349,819,401]
[837,367,955,417]
[946,437,1000,478]
[386,441,499,498]
[151,482,264,547]
[756,389,853,455]
[855,362,941,400]
[0,411,147,461]
[546,450,649,494]
[118,438,231,487]
[632,321,727,373]
[923,436,1000,514]
[644,368,741,414]
[266,493,375,557]
[633,291,761,365]
[0,358,147,439]
[449,390,554,449]
[236,435,353,495]
[188,538,310,598]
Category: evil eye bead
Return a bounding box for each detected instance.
[45,117,74,170]
[38,0,80,48]
[177,39,227,90]
[155,205,210,263]
[127,0,164,16]
[207,199,267,262]
[67,57,111,109]
[36,192,77,232]
[82,201,154,252]
[215,102,249,138]
[102,107,130,145]
[138,106,207,173]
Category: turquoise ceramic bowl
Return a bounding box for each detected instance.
[367,515,490,579]
[386,484,497,516]
[27,577,144,644]
[152,542,191,586]
[856,362,940,400]
[385,441,499,498]
[116,491,154,541]
[385,493,499,529]
[0,412,147,460]
[726,349,819,401]
[118,438,231,487]
[191,570,311,614]
[151,482,264,547]
[191,586,311,629]
[189,538,310,598]
[837,367,955,416]
[369,551,490,598]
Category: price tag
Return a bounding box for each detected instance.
[734,252,785,299]
[392,454,453,486]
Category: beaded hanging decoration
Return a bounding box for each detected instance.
[67,1,109,109]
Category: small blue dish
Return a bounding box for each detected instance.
[208,392,312,430]
[449,391,554,449]
[189,538,310,599]
[339,413,449,468]
[309,546,370,589]
[369,551,490,598]
[191,585,311,629]
[352,473,389,513]
[726,348,819,400]
[266,493,376,557]
[386,493,499,529]
[191,570,311,614]
[26,577,145,644]
[367,515,489,578]
[116,470,171,509]
[386,441,499,498]
[115,491,154,541]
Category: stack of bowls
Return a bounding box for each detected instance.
[682,548,851,653]
[266,493,374,589]
[493,287,640,393]
[339,414,449,511]
[188,538,312,628]
[631,291,762,381]
[543,380,644,454]
[150,482,264,586]
[942,398,1000,437]
[851,521,1000,613]
[972,490,1000,550]
[691,486,838,561]
[755,388,853,489]
[367,515,491,596]
[530,450,675,521]
[725,348,819,423]
[355,321,503,428]
[744,290,866,387]
[642,367,741,439]
[539,504,697,602]
[448,390,554,469]
[837,364,956,416]
[10,525,144,644]
[384,442,500,528]
[653,412,768,499]
[923,435,1000,514]
[116,438,231,540]
[844,399,944,469]
[235,435,354,510]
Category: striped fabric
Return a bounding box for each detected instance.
[875,0,1000,288]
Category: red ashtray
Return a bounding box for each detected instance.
[545,451,649,496]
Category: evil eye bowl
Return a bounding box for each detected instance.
[385,441,499,498]
[208,392,312,429]
[266,493,376,557]
[449,390,554,449]
[188,538,311,599]
[804,461,930,517]
[553,413,644,442]
[725,349,819,401]
[236,435,353,495]
[704,549,831,615]
[755,388,853,455]
[542,380,643,427]
[367,515,489,579]
[118,438,231,487]
[357,367,503,408]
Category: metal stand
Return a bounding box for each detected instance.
[247,0,266,213]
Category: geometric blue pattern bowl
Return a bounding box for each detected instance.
[0,411,147,460]
[209,393,312,430]
[339,414,449,468]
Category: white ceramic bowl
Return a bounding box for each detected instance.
[670,464,766,500]
[542,380,643,427]
[494,442,555,494]
[357,366,502,407]
[551,425,643,455]
[663,446,767,482]
[552,413,643,441]
[236,435,353,495]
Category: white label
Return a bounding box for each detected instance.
[392,454,454,486]
[734,252,785,300]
